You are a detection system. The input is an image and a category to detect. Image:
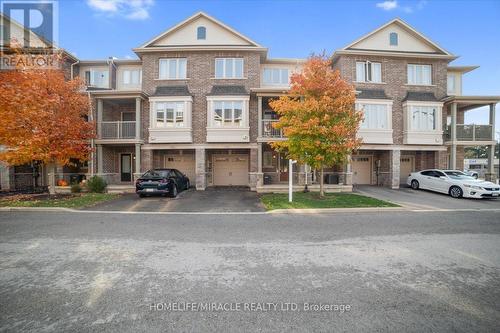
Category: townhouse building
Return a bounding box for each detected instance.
[1,12,498,192]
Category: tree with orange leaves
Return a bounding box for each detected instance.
[0,50,94,194]
[270,54,362,197]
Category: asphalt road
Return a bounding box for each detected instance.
[1,210,499,332]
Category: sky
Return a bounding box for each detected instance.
[8,0,500,130]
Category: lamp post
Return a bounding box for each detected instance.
[303,163,310,193]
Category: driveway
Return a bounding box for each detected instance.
[1,210,499,332]
[355,185,500,210]
[86,187,265,212]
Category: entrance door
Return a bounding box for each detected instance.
[352,156,372,185]
[213,154,249,186]
[120,154,132,182]
[278,153,289,182]
[400,156,414,184]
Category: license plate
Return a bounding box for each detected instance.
[146,188,154,192]
[492,193,499,197]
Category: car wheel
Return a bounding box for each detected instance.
[170,184,178,198]
[474,174,478,179]
[411,180,419,190]
[138,193,145,198]
[449,186,463,199]
[186,180,190,190]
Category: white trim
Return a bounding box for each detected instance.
[138,11,263,48]
[149,96,193,102]
[339,18,453,56]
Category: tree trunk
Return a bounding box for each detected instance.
[48,162,56,195]
[319,165,324,198]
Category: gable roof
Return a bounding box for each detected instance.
[135,12,266,52]
[334,18,456,60]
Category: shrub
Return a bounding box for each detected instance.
[86,176,107,193]
[70,184,82,193]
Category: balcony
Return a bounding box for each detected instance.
[261,119,284,138]
[445,124,493,142]
[100,121,136,139]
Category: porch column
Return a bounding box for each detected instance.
[97,144,103,175]
[135,97,141,140]
[0,163,12,191]
[134,143,141,180]
[389,149,401,189]
[249,147,259,191]
[486,103,497,181]
[450,102,457,169]
[195,148,206,190]
[97,99,103,139]
[256,142,263,188]
[257,96,263,138]
[344,155,352,186]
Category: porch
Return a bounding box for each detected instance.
[443,96,499,181]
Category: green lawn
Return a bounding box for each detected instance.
[0,193,119,209]
[260,192,398,210]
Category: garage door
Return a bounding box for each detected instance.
[400,156,414,184]
[164,154,195,182]
[352,156,372,185]
[213,154,249,186]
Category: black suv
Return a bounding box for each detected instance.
[135,169,190,197]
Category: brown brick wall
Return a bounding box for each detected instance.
[334,55,448,144]
[141,51,261,144]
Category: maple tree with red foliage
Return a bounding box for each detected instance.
[0,48,94,192]
[270,54,362,196]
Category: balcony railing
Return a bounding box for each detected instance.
[100,121,136,139]
[261,119,283,138]
[445,124,493,141]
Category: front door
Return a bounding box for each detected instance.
[120,153,132,182]
[278,153,289,182]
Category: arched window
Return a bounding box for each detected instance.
[389,32,398,46]
[197,26,206,40]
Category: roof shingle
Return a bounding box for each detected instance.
[403,91,438,102]
[356,89,389,100]
[153,85,191,96]
[207,85,248,96]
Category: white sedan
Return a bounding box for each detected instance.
[407,169,500,199]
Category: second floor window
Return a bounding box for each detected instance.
[263,68,289,85]
[123,69,142,86]
[408,64,432,85]
[159,58,187,79]
[356,103,388,129]
[155,102,185,128]
[215,58,244,79]
[410,106,436,131]
[213,101,243,127]
[447,74,456,94]
[85,69,109,88]
[356,61,381,83]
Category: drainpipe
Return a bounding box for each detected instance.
[87,91,95,176]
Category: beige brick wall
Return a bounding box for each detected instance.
[141,51,261,144]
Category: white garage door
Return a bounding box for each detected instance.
[213,154,249,186]
[400,156,414,184]
[352,156,372,185]
[164,154,195,182]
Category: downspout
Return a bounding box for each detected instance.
[88,91,95,176]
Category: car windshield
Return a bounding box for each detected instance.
[444,171,475,180]
[142,170,171,178]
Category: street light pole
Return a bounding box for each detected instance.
[289,159,297,202]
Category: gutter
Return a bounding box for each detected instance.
[70,60,80,80]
